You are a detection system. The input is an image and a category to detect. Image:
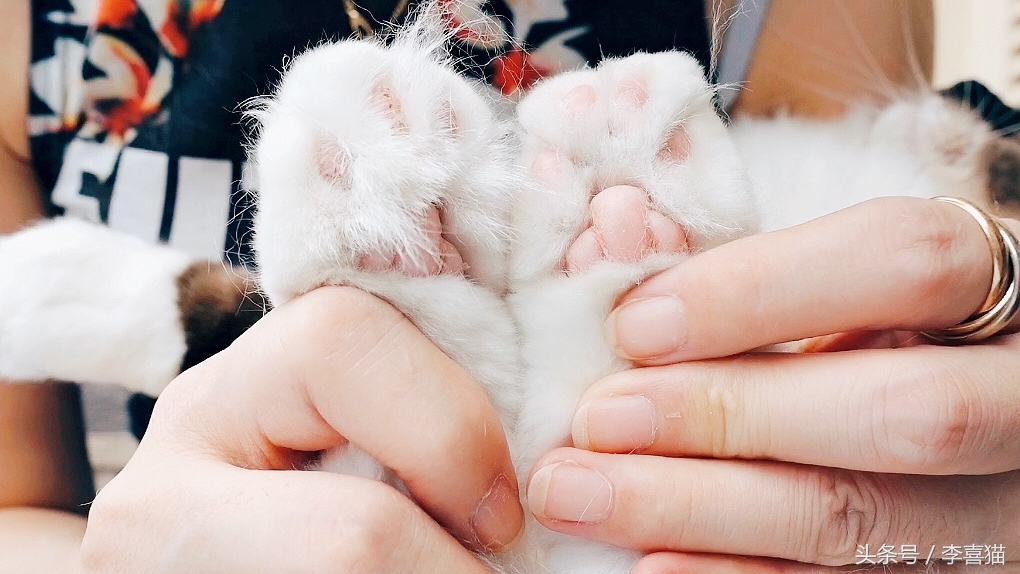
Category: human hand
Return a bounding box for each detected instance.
[526,197,1020,572]
[80,286,523,573]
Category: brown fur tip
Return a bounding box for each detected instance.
[981,137,1020,214]
[176,262,268,371]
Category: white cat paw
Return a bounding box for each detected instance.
[252,35,516,305]
[512,51,757,281]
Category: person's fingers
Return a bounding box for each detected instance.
[572,335,1020,474]
[156,286,522,551]
[82,462,492,574]
[526,448,1020,567]
[607,197,1014,364]
[631,552,1020,574]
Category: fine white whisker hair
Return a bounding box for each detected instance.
[832,0,905,100]
[897,0,935,96]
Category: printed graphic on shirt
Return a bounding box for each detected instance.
[433,0,584,95]
[31,0,225,144]
[29,0,710,264]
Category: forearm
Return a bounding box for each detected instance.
[0,382,94,512]
[0,382,92,571]
[0,150,43,234]
[0,0,43,235]
[0,507,85,574]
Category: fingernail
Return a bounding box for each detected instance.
[606,296,687,359]
[573,395,658,451]
[528,462,614,523]
[470,474,524,552]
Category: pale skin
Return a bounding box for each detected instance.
[7,0,1012,572]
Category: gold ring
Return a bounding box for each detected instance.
[921,197,1020,343]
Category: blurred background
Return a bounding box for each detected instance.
[83,387,136,489]
[934,0,1020,103]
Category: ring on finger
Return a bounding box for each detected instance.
[921,196,1020,343]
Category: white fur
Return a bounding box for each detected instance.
[731,95,994,232]
[0,218,193,396]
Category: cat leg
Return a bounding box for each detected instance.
[509,52,759,573]
[921,96,1020,218]
[873,95,997,205]
[0,218,262,396]
[250,30,521,512]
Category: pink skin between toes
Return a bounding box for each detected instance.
[359,206,465,277]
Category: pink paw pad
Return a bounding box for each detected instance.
[371,85,408,132]
[531,148,566,184]
[315,141,352,185]
[562,84,598,114]
[564,185,689,273]
[615,77,648,109]
[657,126,691,163]
[359,206,465,277]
